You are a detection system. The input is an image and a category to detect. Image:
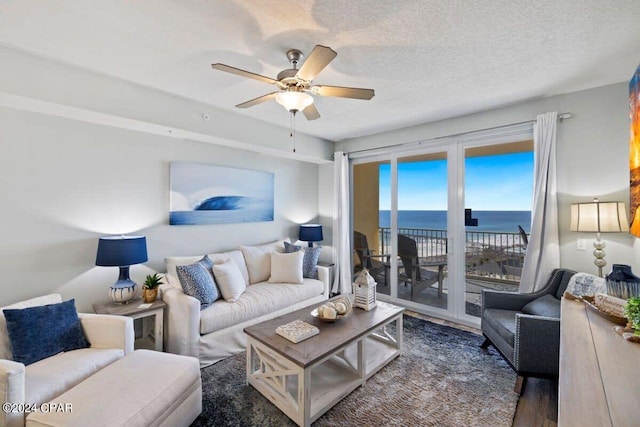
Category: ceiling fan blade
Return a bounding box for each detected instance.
[236,92,278,108]
[211,63,277,85]
[302,104,321,120]
[295,45,337,82]
[312,85,375,100]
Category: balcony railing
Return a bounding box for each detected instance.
[378,227,527,283]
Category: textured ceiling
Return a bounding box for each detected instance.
[1,0,639,142]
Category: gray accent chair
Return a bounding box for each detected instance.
[480,268,576,394]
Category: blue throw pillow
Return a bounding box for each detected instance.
[284,242,321,279]
[3,299,90,366]
[176,256,220,309]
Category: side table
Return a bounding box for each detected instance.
[93,299,166,351]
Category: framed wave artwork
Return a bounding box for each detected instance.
[169,162,274,225]
[630,63,640,237]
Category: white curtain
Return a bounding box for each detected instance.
[332,151,352,294]
[520,112,561,292]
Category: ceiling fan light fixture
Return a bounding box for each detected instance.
[275,91,313,113]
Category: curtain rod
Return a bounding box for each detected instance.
[345,112,573,156]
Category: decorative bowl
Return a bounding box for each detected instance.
[310,307,352,322]
[311,297,353,322]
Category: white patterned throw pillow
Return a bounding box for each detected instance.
[565,272,606,297]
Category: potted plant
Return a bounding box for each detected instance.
[142,273,163,303]
[624,297,640,335]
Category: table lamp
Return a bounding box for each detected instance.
[570,198,629,277]
[299,224,323,247]
[96,235,148,303]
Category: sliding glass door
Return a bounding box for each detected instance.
[396,152,449,311]
[462,141,533,318]
[352,147,454,318]
[351,137,533,326]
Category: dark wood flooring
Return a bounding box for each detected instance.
[513,378,558,427]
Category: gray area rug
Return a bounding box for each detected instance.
[191,315,518,427]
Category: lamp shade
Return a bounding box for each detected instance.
[276,91,313,112]
[570,199,629,233]
[299,224,323,243]
[95,236,148,267]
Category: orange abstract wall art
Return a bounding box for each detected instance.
[630,63,640,236]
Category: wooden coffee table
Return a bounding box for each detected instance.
[244,300,404,427]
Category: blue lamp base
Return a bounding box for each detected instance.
[109,267,137,304]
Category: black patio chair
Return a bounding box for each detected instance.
[397,234,445,299]
[353,230,389,285]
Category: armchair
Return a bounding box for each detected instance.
[0,294,134,427]
[480,268,576,394]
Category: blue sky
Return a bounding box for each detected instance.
[379,152,533,210]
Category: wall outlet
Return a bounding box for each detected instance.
[576,239,587,251]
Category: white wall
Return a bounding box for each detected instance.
[0,46,332,311]
[336,82,637,277]
[0,46,333,163]
[0,107,321,311]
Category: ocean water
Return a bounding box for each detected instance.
[379,210,531,233]
[170,207,273,225]
[170,195,274,225]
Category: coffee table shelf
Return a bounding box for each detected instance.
[245,300,404,427]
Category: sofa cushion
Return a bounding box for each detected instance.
[165,249,250,287]
[207,250,250,285]
[3,299,90,365]
[482,309,518,348]
[269,251,304,284]
[284,241,321,279]
[522,294,561,318]
[25,347,123,405]
[200,279,325,335]
[212,258,246,302]
[176,257,219,309]
[0,294,63,361]
[239,239,288,284]
[26,350,201,427]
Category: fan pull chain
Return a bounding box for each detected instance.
[290,111,296,152]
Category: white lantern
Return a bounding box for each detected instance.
[354,270,377,311]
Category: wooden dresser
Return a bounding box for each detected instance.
[559,298,640,427]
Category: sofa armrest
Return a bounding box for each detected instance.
[0,359,25,427]
[482,289,539,311]
[316,265,330,299]
[514,313,560,376]
[160,283,200,358]
[79,313,134,355]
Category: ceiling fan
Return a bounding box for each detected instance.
[211,45,375,120]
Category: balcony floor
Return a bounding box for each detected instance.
[375,276,519,317]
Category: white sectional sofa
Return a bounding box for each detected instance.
[160,240,330,367]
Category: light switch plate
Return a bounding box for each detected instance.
[576,239,587,251]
